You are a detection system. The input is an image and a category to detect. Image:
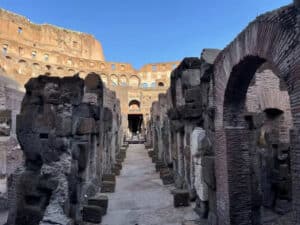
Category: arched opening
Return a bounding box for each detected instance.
[18,60,27,74]
[158,82,165,87]
[110,74,118,86]
[222,56,293,224]
[119,75,127,86]
[128,113,143,135]
[129,75,140,87]
[129,99,140,111]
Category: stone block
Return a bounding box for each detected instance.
[155,161,165,172]
[101,181,115,193]
[173,189,190,207]
[184,86,202,104]
[82,205,102,223]
[102,174,116,182]
[159,168,170,178]
[88,195,108,215]
[76,118,96,135]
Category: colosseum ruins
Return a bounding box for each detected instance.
[1,1,300,225]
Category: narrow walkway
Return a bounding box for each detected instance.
[102,144,198,225]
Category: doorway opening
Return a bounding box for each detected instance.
[128,114,143,135]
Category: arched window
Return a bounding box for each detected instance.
[129,99,141,111]
[158,82,164,87]
[129,75,140,87]
[110,74,118,86]
[120,75,127,86]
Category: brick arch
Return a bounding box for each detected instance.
[213,4,300,225]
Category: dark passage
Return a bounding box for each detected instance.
[128,114,143,134]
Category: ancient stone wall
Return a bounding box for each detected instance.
[149,4,300,223]
[6,73,123,225]
[0,8,179,133]
[149,50,219,223]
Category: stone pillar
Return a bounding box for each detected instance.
[220,127,254,225]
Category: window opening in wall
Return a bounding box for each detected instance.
[18,27,23,34]
[111,64,116,70]
[151,82,156,88]
[32,51,37,58]
[158,82,165,87]
[152,65,157,71]
[173,64,177,69]
[2,44,8,55]
[44,54,49,61]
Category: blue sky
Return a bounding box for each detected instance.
[0,0,292,69]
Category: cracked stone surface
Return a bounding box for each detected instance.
[101,144,198,225]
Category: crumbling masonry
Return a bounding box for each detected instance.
[147,2,300,225]
[3,1,300,225]
[6,73,124,225]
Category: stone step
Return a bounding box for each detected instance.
[101,181,116,193]
[102,174,116,183]
[82,205,103,223]
[172,189,190,208]
[88,195,109,215]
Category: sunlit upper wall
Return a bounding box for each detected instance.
[0,9,105,62]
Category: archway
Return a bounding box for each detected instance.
[158,82,165,87]
[213,5,300,225]
[129,75,140,87]
[129,99,140,111]
[110,74,118,86]
[128,114,143,134]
